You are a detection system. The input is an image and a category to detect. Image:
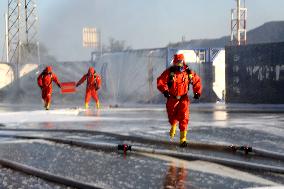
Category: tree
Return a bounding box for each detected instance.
[104,37,132,52]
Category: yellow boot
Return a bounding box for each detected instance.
[46,103,50,110]
[96,102,100,109]
[85,103,89,109]
[180,131,187,147]
[44,102,50,110]
[169,124,177,140]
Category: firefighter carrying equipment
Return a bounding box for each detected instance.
[76,67,101,109]
[37,66,61,110]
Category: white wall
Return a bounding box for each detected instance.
[0,64,13,89]
[0,63,38,90]
[174,50,201,64]
[212,50,225,100]
[20,64,39,78]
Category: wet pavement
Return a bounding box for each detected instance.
[0,103,283,188]
[0,164,70,189]
[0,141,278,189]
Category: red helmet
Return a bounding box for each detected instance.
[88,67,95,74]
[46,66,52,73]
[173,54,185,66]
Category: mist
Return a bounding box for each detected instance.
[38,0,236,61]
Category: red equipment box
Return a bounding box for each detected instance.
[61,82,76,94]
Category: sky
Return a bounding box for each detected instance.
[1,0,284,61]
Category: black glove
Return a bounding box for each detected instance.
[76,83,79,87]
[163,91,170,98]
[194,93,200,99]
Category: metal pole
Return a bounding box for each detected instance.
[5,12,9,62]
[244,8,247,44]
[37,41,40,64]
[237,0,241,45]
[24,0,28,44]
[230,9,234,43]
[7,0,10,63]
[100,29,102,57]
[17,0,21,81]
[36,11,41,64]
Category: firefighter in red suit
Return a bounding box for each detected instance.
[76,67,101,109]
[37,66,61,110]
[157,54,202,147]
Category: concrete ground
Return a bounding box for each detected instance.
[0,103,283,188]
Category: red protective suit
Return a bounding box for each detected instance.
[37,66,61,109]
[76,67,101,108]
[157,55,202,132]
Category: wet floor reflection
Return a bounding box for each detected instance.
[213,111,228,122]
[42,122,55,129]
[84,109,101,129]
[163,163,188,189]
[84,109,101,117]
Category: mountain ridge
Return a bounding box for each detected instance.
[168,21,284,48]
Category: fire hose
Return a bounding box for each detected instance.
[0,134,283,174]
[0,128,284,160]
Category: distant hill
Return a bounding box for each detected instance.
[168,21,284,48]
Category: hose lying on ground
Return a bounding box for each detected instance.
[0,128,284,161]
[0,134,284,174]
[0,158,102,189]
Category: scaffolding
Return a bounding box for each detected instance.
[231,0,247,46]
[7,0,39,80]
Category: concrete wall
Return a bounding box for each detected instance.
[0,61,93,105]
[0,63,14,89]
[0,63,39,90]
[225,42,284,104]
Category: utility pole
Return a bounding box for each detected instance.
[23,0,40,58]
[8,0,21,81]
[7,0,39,88]
[5,12,9,62]
[231,0,247,45]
